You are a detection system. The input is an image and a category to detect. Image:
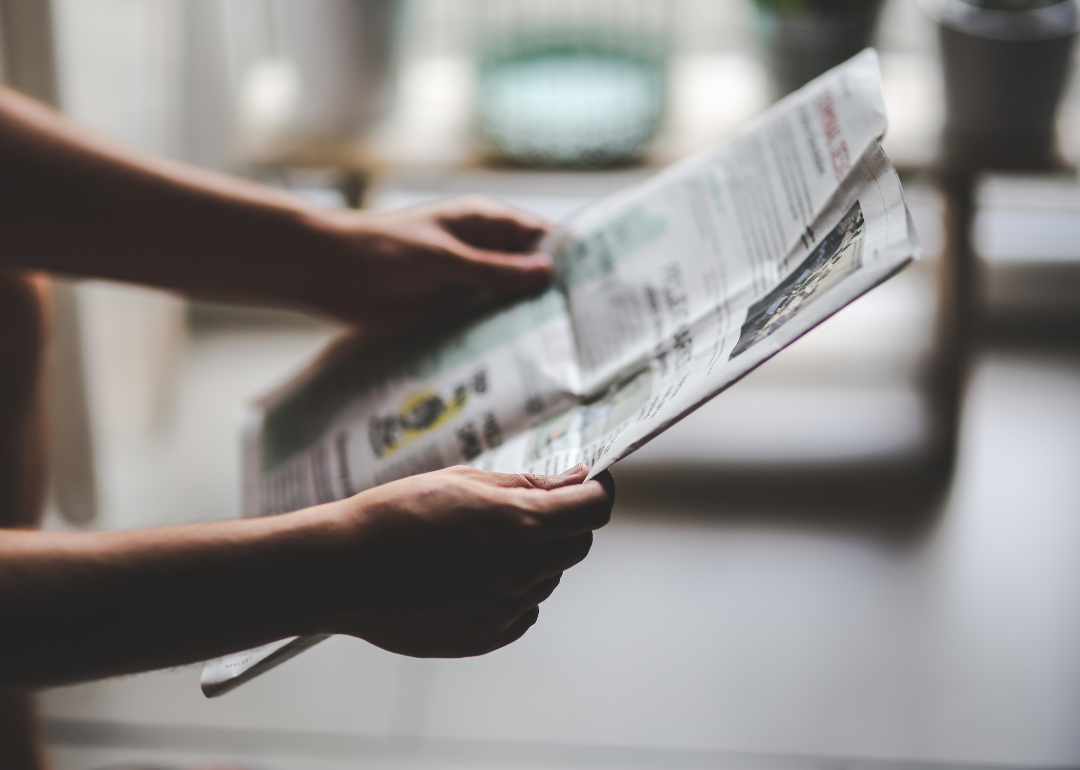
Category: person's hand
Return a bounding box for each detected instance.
[305,196,553,334]
[319,464,613,657]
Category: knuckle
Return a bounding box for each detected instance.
[508,473,540,489]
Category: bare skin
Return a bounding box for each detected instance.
[0,270,51,770]
[0,83,611,769]
[0,84,553,333]
[0,464,613,687]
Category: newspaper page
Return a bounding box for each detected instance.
[243,287,580,516]
[202,49,919,697]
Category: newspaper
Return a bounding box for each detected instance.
[202,49,919,697]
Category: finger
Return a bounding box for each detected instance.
[482,574,563,632]
[430,239,553,292]
[414,604,542,659]
[441,466,613,540]
[520,572,563,605]
[445,214,549,253]
[521,463,590,490]
[592,469,616,506]
[436,196,552,251]
[454,463,588,491]
[489,534,588,595]
[485,605,540,654]
[536,533,593,577]
[518,478,615,540]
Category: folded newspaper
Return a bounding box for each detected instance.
[202,50,920,697]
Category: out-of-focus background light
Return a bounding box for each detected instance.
[2,0,1080,768]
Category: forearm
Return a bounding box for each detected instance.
[0,85,554,330]
[0,506,346,687]
[0,85,340,309]
[0,467,614,686]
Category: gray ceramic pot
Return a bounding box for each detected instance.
[923,0,1079,169]
[755,1,885,98]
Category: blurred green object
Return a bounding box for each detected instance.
[474,1,671,167]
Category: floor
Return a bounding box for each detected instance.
[38,310,1080,768]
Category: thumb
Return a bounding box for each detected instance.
[521,464,590,490]
[462,464,590,491]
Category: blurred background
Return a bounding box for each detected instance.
[2,0,1080,768]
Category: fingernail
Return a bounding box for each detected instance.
[557,463,587,477]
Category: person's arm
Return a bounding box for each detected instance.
[0,85,552,332]
[0,465,613,688]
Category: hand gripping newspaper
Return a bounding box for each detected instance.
[202,50,920,696]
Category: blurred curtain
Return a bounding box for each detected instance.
[0,0,98,524]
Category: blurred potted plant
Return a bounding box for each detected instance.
[752,0,886,98]
[922,0,1078,170]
